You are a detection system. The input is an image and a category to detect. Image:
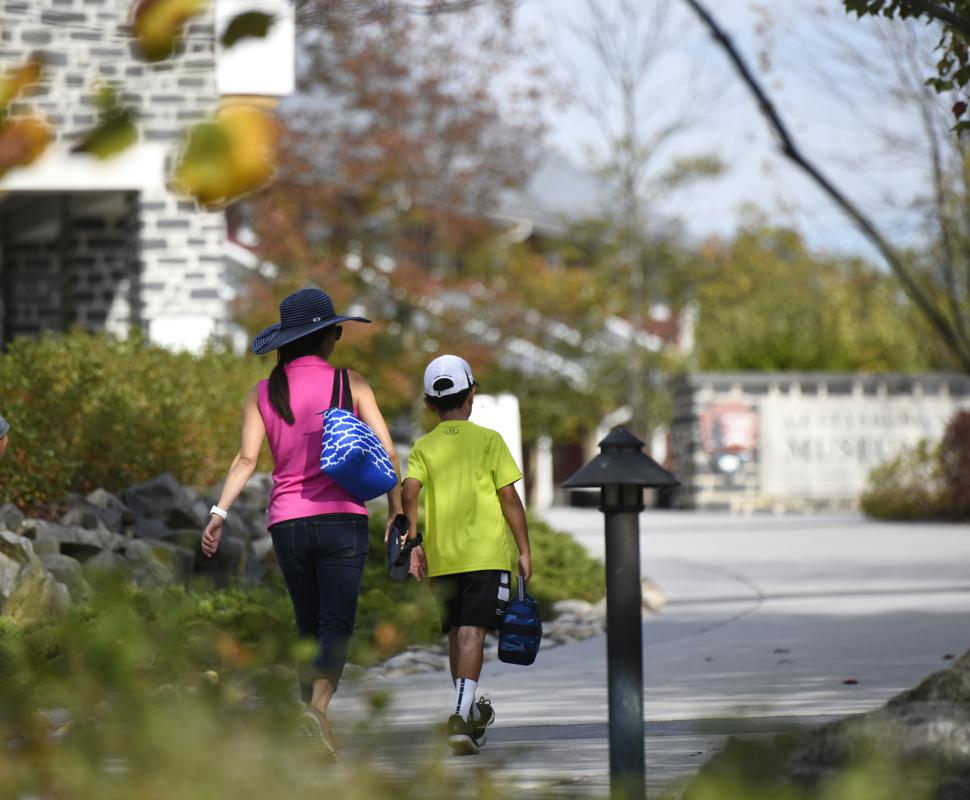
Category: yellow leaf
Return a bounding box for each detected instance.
[0,55,44,114]
[132,0,208,62]
[174,102,279,208]
[0,116,50,179]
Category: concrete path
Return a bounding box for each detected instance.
[332,509,970,797]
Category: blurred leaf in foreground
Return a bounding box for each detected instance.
[220,11,275,48]
[132,0,208,62]
[0,54,43,115]
[174,102,279,208]
[0,116,49,179]
[72,85,138,159]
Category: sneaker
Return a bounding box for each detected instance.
[471,697,495,747]
[446,713,480,756]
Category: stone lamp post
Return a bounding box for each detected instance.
[563,427,679,800]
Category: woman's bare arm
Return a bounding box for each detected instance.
[202,386,265,557]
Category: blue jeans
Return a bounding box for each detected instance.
[269,513,369,697]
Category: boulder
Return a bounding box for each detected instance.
[139,539,194,587]
[137,527,246,587]
[20,519,125,561]
[83,549,133,579]
[0,503,24,533]
[0,553,22,601]
[131,517,176,540]
[684,649,970,799]
[0,531,33,602]
[212,472,271,513]
[642,577,666,613]
[122,540,173,588]
[39,553,92,602]
[85,487,131,530]
[0,532,71,622]
[192,534,247,588]
[122,473,207,530]
[61,488,130,533]
[251,535,275,562]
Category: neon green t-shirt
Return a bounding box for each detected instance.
[405,420,521,578]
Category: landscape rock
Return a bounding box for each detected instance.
[182,532,247,588]
[684,648,970,800]
[20,519,125,561]
[251,535,275,562]
[139,540,195,587]
[83,549,133,579]
[123,540,174,588]
[642,577,666,613]
[131,517,175,540]
[552,599,596,621]
[39,554,92,602]
[61,488,130,533]
[122,473,207,530]
[0,503,24,533]
[4,559,71,623]
[0,531,34,602]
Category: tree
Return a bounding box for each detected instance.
[551,0,723,437]
[234,5,546,423]
[693,226,942,372]
[843,1,970,129]
[683,0,970,374]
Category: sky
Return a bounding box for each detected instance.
[510,0,944,260]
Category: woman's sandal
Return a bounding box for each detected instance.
[299,707,339,761]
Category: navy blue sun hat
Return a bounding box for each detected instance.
[251,288,371,355]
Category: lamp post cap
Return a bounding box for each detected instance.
[599,427,646,451]
[562,427,680,489]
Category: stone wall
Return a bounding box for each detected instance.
[669,373,970,512]
[1,192,139,340]
[0,0,228,349]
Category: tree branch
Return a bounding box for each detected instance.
[683,0,970,373]
[897,0,970,40]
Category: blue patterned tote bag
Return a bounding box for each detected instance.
[319,369,398,501]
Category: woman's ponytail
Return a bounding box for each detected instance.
[269,354,294,425]
[266,327,334,426]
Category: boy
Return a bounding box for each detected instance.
[401,354,532,756]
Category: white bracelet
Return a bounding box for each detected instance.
[209,505,228,520]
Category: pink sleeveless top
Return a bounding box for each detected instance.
[257,356,368,526]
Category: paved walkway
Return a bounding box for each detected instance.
[333,509,970,797]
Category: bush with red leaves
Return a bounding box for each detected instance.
[940,409,970,520]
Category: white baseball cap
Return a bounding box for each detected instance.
[424,354,477,397]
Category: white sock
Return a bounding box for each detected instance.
[454,678,478,722]
[457,678,482,720]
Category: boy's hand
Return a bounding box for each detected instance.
[409,545,428,581]
[0,435,7,459]
[518,552,532,583]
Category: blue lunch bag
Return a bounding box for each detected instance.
[498,575,542,665]
[319,368,398,501]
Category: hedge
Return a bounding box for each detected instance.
[0,330,269,510]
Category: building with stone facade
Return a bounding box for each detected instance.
[0,0,293,350]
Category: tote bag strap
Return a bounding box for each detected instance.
[327,368,355,413]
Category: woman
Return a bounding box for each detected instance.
[201,287,401,755]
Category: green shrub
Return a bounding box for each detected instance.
[861,410,970,521]
[0,329,268,510]
[860,440,947,521]
[0,576,510,799]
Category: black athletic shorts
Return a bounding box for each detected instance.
[429,570,511,633]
